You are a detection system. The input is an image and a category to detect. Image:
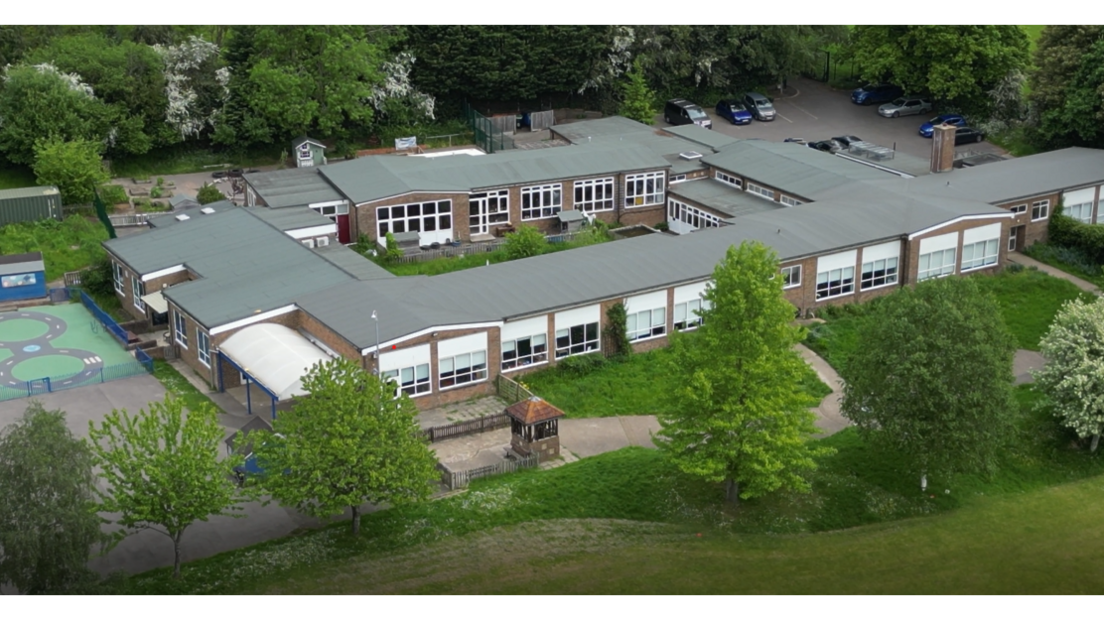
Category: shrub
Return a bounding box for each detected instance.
[78,255,114,297]
[150,186,163,199]
[1049,205,1104,265]
[555,353,607,377]
[98,184,128,205]
[196,183,224,205]
[503,225,547,260]
[384,232,403,263]
[606,302,632,358]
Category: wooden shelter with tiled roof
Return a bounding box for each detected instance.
[505,396,564,460]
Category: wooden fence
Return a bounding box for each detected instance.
[494,374,534,404]
[438,452,540,490]
[422,412,510,443]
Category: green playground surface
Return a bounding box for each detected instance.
[0,303,138,382]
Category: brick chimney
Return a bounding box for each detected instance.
[930,124,956,174]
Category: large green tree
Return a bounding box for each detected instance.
[848,26,1030,116]
[1027,26,1104,150]
[618,60,656,125]
[87,394,246,579]
[0,402,106,594]
[253,357,438,535]
[656,241,830,505]
[1034,297,1104,452]
[33,139,110,205]
[841,277,1017,489]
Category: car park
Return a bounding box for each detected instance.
[830,135,863,148]
[851,83,904,105]
[877,97,933,118]
[919,114,967,138]
[715,99,753,125]
[743,92,776,121]
[953,127,986,145]
[783,137,806,144]
[664,99,713,129]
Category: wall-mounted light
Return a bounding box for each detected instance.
[432,332,439,338]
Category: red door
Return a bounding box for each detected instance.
[336,214,351,244]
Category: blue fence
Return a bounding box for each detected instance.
[78,290,130,346]
[0,359,152,402]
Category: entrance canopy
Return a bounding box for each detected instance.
[140,290,169,315]
[219,323,332,401]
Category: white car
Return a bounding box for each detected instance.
[878,97,933,118]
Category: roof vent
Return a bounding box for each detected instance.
[679,151,703,161]
[175,214,190,222]
[200,207,216,215]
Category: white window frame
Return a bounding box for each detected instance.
[746,182,775,200]
[780,195,802,207]
[1066,202,1094,224]
[860,257,899,290]
[131,275,145,311]
[669,174,687,184]
[1031,199,1050,222]
[554,322,600,358]
[173,309,188,349]
[197,329,210,367]
[521,183,563,221]
[816,267,855,300]
[469,188,511,232]
[626,308,666,342]
[624,171,665,208]
[714,171,742,189]
[113,262,125,294]
[1010,204,1027,215]
[382,364,431,397]
[668,198,721,232]
[917,249,957,281]
[961,240,999,271]
[376,199,452,238]
[673,298,710,331]
[574,177,615,213]
[501,333,548,371]
[438,350,488,390]
[781,265,801,289]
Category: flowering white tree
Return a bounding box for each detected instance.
[1034,297,1104,452]
[155,36,228,140]
[22,63,95,98]
[368,52,435,121]
[579,26,635,94]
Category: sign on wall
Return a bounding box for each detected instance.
[395,136,417,150]
[1,273,36,288]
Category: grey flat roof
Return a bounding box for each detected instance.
[0,186,59,200]
[835,149,933,178]
[553,116,711,175]
[243,167,345,208]
[311,243,395,281]
[551,116,657,142]
[146,201,237,229]
[704,141,902,199]
[892,147,1104,204]
[319,141,672,205]
[669,179,782,219]
[246,206,334,232]
[104,208,353,328]
[661,125,741,150]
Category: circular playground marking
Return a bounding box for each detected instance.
[0,310,104,388]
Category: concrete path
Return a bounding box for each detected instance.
[558,416,660,459]
[795,343,850,437]
[1014,349,1047,385]
[1007,252,1102,296]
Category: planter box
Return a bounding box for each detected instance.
[129,188,149,197]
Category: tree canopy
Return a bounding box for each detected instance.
[1027,26,1104,150]
[656,241,830,504]
[1034,297,1104,452]
[840,277,1017,487]
[33,138,110,205]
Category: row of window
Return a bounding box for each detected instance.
[173,309,211,367]
[668,199,721,230]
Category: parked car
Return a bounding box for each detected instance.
[664,99,712,129]
[851,83,904,105]
[919,114,967,138]
[807,139,844,153]
[715,99,753,125]
[831,135,863,148]
[743,92,776,121]
[953,127,986,145]
[783,137,806,144]
[877,97,933,118]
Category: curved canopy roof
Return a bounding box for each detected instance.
[219,323,332,401]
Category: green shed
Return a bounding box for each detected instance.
[0,186,63,226]
[292,136,327,168]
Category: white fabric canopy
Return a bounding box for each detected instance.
[140,290,169,315]
[219,323,332,401]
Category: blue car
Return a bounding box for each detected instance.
[715,99,753,125]
[919,114,967,138]
[851,83,904,105]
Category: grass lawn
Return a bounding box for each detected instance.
[370,235,615,277]
[520,341,832,418]
[0,216,109,281]
[110,146,282,179]
[1021,25,1045,53]
[152,359,223,415]
[100,380,1104,594]
[1022,242,1104,289]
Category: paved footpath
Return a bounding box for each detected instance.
[1007,252,1102,295]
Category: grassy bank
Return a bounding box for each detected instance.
[0,216,109,280]
[151,360,223,414]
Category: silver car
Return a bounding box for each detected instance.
[878,97,933,118]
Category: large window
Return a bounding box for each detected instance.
[555,322,599,358]
[860,257,898,289]
[816,267,855,300]
[747,183,775,200]
[113,262,125,294]
[574,177,615,213]
[668,198,721,233]
[1031,199,1050,222]
[917,249,956,281]
[502,333,547,370]
[310,202,349,221]
[173,310,188,348]
[439,351,487,389]
[715,171,742,189]
[626,307,666,341]
[382,364,431,396]
[1067,202,1094,224]
[781,265,801,289]
[132,276,145,311]
[376,199,452,238]
[961,240,999,271]
[197,329,210,367]
[521,184,562,221]
[673,299,709,331]
[625,171,665,207]
[780,195,802,207]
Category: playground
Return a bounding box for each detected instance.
[0,303,141,397]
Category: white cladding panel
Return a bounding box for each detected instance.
[380,343,431,370]
[963,223,1002,245]
[625,290,668,312]
[919,231,959,254]
[1064,187,1098,206]
[501,316,548,342]
[861,240,901,264]
[673,281,710,304]
[555,305,600,330]
[438,332,488,359]
[816,249,858,274]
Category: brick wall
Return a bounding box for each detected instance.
[997,191,1060,248]
[379,325,504,410]
[903,216,1009,284]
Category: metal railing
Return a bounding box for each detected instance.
[78,290,130,347]
[0,359,152,402]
